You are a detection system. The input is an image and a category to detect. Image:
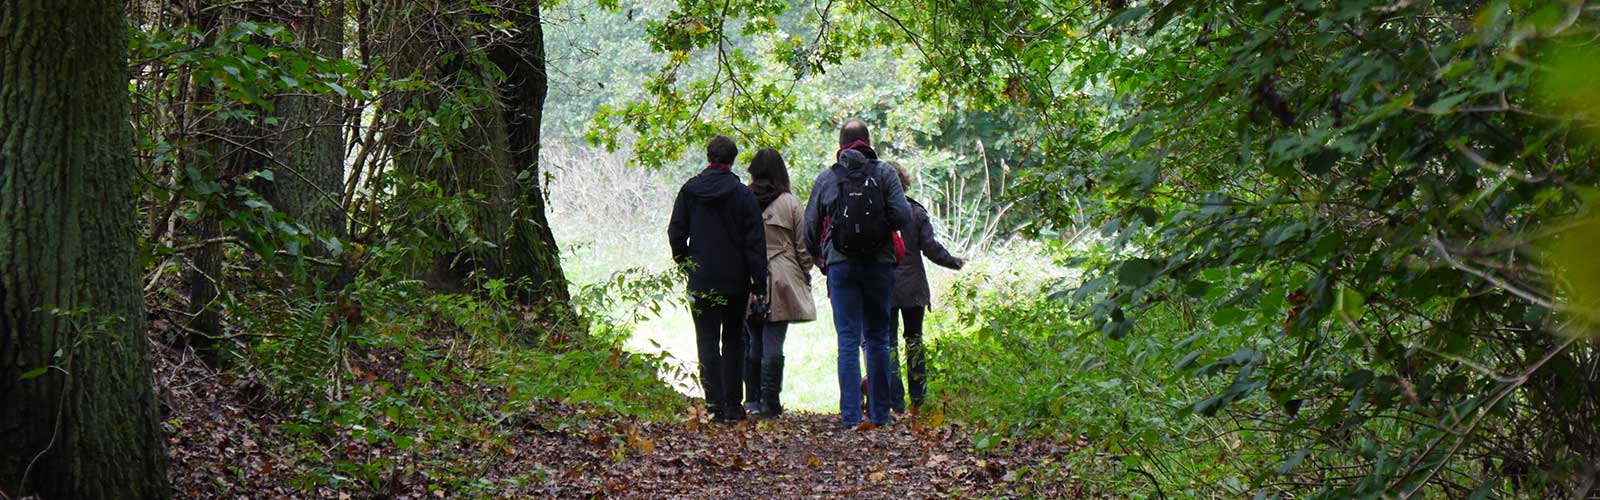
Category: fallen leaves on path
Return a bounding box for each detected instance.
[157,338,1090,498]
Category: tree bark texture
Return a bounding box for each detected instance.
[265,0,349,239]
[377,0,570,308]
[0,1,170,498]
[489,0,571,307]
[183,3,271,360]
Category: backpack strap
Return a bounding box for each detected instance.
[825,163,847,243]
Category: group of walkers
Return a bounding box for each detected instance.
[668,120,964,429]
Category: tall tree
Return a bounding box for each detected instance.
[487,0,570,306]
[0,0,170,497]
[266,0,350,240]
[182,2,270,362]
[375,0,570,309]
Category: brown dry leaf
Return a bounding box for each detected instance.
[805,456,822,468]
[867,471,888,482]
[982,460,1006,479]
[683,405,711,430]
[628,431,657,454]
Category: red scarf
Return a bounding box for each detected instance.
[836,140,878,160]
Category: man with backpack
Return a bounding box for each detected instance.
[803,120,911,429]
[669,135,768,422]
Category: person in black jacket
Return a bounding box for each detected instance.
[668,135,768,422]
[885,161,965,413]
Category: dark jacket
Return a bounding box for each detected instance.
[802,149,911,265]
[668,168,768,297]
[892,199,963,308]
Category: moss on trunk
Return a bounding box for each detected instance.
[0,1,170,497]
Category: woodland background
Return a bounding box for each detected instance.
[2,0,1598,497]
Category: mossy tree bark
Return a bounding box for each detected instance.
[488,0,571,307]
[0,1,170,498]
[377,0,571,311]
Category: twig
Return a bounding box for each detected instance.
[1397,334,1582,498]
[1426,233,1553,309]
[171,235,242,253]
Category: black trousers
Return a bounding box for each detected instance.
[693,293,747,413]
[895,306,928,407]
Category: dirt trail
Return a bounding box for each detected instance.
[159,338,1085,498]
[563,412,1086,499]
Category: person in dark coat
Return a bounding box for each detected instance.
[803,120,911,429]
[668,134,768,422]
[885,160,964,413]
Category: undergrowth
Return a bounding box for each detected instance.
[215,276,686,494]
[925,254,1283,498]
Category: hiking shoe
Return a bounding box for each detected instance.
[714,406,747,423]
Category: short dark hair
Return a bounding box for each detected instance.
[706,135,738,164]
[839,120,870,146]
[748,147,791,193]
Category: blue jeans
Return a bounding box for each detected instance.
[828,260,896,427]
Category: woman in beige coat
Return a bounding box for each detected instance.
[742,148,816,417]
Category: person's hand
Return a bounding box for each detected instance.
[955,257,967,270]
[813,256,826,270]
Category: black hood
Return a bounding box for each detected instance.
[837,149,873,170]
[683,168,744,200]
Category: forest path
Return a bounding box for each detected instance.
[551,411,1088,498]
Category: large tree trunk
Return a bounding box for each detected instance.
[0,1,170,498]
[266,0,349,240]
[376,0,570,309]
[489,0,571,307]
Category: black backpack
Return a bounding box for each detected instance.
[827,162,891,258]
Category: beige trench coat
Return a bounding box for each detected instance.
[762,192,816,322]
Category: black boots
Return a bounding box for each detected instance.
[758,356,784,416]
[742,354,762,414]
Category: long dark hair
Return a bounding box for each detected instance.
[748,148,790,209]
[748,148,790,192]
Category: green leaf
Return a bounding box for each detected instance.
[1275,449,1310,475]
[1336,286,1365,323]
[1175,350,1203,371]
[1426,92,1471,114]
[19,366,49,380]
[1210,307,1246,326]
[1116,258,1159,288]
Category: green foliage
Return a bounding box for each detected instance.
[131,17,360,280]
[237,276,683,492]
[612,0,1600,496]
[927,257,1272,496]
[1049,2,1600,496]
